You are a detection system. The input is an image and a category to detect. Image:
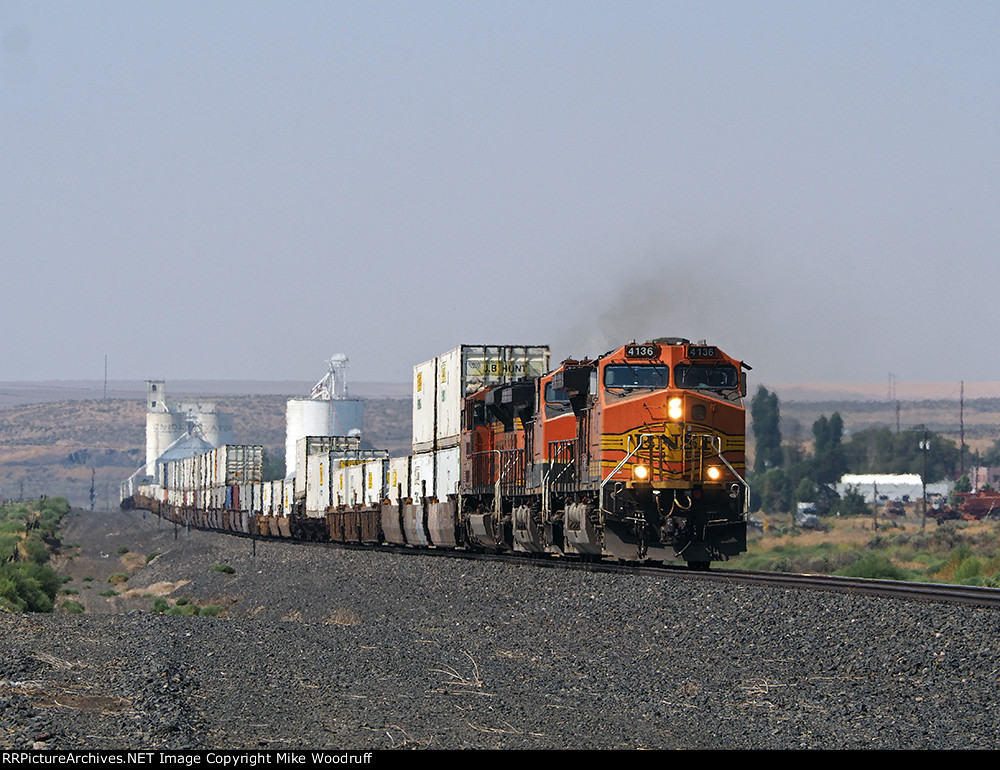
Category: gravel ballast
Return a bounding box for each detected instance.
[2,508,999,750]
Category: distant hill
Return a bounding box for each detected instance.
[765,381,1000,402]
[0,380,411,409]
[0,393,411,509]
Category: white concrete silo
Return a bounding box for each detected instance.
[284,355,365,479]
[144,380,233,476]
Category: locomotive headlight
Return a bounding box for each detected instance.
[706,466,722,481]
[667,397,683,420]
[634,465,649,481]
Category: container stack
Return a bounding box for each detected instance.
[405,344,550,504]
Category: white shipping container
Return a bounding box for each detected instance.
[411,357,438,452]
[363,458,386,506]
[347,465,365,506]
[386,456,411,504]
[435,447,461,500]
[305,453,331,517]
[269,480,282,516]
[329,465,346,507]
[410,451,436,501]
[412,345,550,452]
[294,435,361,498]
[222,445,263,485]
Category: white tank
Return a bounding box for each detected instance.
[145,411,184,475]
[285,398,332,479]
[285,355,366,478]
[195,412,232,449]
[330,399,364,437]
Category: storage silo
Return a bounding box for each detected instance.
[284,355,365,479]
[284,398,332,477]
[144,381,233,476]
[145,381,180,474]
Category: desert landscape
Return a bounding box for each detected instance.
[1,379,998,509]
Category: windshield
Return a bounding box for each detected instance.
[603,364,669,390]
[674,363,739,391]
[545,383,570,404]
[544,381,571,418]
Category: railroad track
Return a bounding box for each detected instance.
[329,537,1000,609]
[692,568,1000,609]
[154,508,1000,610]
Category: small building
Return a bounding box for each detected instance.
[969,466,1000,492]
[836,473,950,504]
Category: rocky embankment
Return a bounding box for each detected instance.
[2,508,999,750]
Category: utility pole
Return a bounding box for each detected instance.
[872,479,879,531]
[920,431,929,532]
[960,381,966,476]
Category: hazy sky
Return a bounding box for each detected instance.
[3,2,998,389]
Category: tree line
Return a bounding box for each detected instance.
[749,386,962,514]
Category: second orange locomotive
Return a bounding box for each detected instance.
[460,337,749,567]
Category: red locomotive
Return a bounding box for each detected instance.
[460,337,750,567]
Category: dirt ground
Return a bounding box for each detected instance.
[52,508,219,614]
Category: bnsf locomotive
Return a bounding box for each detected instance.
[126,338,749,569]
[458,338,749,567]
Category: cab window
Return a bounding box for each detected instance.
[674,363,739,391]
[603,365,669,390]
[544,382,571,418]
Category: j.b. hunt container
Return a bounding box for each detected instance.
[412,344,550,453]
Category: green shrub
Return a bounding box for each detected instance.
[21,536,48,564]
[145,551,160,564]
[116,546,129,555]
[108,573,129,584]
[954,555,984,584]
[199,605,225,617]
[835,553,908,580]
[211,563,235,574]
[0,562,63,612]
[98,589,117,597]
[61,600,84,614]
[151,597,170,613]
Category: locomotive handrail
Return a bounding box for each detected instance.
[599,433,655,512]
[696,433,750,515]
[542,439,576,515]
[494,448,523,515]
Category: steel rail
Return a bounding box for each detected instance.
[137,505,1000,610]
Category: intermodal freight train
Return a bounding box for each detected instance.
[124,338,750,568]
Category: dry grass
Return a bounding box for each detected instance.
[738,509,1000,582]
[325,608,361,626]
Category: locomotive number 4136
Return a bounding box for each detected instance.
[624,344,660,359]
